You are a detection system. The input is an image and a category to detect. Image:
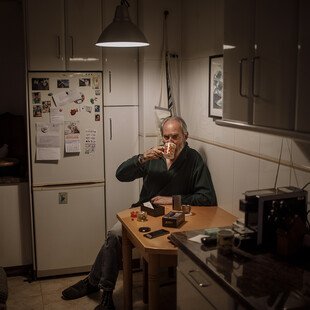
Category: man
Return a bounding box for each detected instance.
[61,116,217,309]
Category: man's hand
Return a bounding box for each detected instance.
[142,146,164,162]
[150,196,173,205]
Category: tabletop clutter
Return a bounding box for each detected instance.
[130,200,241,255]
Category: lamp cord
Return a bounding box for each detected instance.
[274,138,284,189]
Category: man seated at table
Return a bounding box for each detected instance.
[61,116,217,310]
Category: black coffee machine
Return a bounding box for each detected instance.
[236,186,308,253]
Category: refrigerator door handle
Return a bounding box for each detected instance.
[109,118,112,140]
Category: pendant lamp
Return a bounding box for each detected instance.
[96,0,149,47]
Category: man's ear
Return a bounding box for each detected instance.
[184,133,188,140]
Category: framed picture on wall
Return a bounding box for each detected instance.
[208,55,223,118]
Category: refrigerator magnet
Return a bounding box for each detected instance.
[90,97,98,104]
[70,108,78,116]
[32,78,49,90]
[57,79,69,88]
[95,114,100,121]
[32,92,41,104]
[79,78,91,87]
[42,101,51,113]
[33,105,42,117]
[84,106,92,113]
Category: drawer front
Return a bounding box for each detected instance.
[177,250,236,309]
[177,270,215,310]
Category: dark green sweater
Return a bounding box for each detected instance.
[116,143,217,206]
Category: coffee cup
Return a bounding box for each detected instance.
[164,142,176,159]
[217,229,240,253]
[181,205,191,214]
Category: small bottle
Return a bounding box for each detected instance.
[172,195,182,211]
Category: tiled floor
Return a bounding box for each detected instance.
[6,269,176,309]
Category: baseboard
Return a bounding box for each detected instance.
[3,259,141,280]
[4,264,33,278]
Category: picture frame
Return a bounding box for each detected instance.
[208,55,223,118]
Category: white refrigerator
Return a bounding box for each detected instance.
[27,72,105,277]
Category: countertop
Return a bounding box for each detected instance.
[170,229,310,309]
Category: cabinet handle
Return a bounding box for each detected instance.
[188,270,211,288]
[251,56,259,97]
[57,36,61,59]
[239,58,248,98]
[109,118,112,140]
[109,71,112,93]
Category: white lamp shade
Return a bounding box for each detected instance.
[96,4,149,47]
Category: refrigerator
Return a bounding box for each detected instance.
[27,72,106,277]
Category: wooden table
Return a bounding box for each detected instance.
[117,206,238,310]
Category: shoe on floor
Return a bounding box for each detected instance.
[94,290,115,310]
[62,277,100,300]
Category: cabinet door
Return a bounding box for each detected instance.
[223,0,255,123]
[295,0,310,133]
[102,0,138,106]
[253,0,298,130]
[66,0,102,71]
[103,49,138,105]
[104,106,139,230]
[26,0,66,70]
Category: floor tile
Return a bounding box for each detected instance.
[7,269,176,309]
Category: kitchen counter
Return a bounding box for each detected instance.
[171,229,310,309]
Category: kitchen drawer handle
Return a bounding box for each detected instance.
[239,58,247,98]
[251,56,259,97]
[188,270,211,288]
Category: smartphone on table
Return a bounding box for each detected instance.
[143,229,170,239]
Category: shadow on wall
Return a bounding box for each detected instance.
[0,113,28,179]
[198,146,209,166]
[295,141,310,163]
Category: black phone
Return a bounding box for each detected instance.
[143,229,170,239]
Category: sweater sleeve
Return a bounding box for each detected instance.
[181,156,217,206]
[115,155,146,182]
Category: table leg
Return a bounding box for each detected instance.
[148,254,160,310]
[122,225,133,310]
[142,258,148,304]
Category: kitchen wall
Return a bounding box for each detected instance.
[0,0,26,116]
[139,0,310,218]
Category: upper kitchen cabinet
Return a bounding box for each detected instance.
[223,0,299,131]
[223,0,255,124]
[102,0,138,106]
[26,0,102,71]
[295,0,310,133]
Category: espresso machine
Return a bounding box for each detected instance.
[236,186,308,252]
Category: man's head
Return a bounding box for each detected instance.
[161,116,188,158]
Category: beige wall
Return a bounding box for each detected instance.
[139,0,310,218]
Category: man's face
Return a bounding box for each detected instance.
[162,120,188,157]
